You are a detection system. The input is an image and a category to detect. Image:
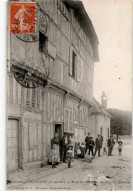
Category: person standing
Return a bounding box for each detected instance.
[51,133,60,163]
[80,142,86,158]
[67,135,71,144]
[88,137,95,156]
[66,145,73,168]
[94,134,103,157]
[107,135,115,156]
[60,133,68,163]
[118,141,123,156]
[70,134,75,158]
[85,133,91,154]
[50,144,58,168]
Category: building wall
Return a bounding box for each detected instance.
[7,0,97,172]
[88,115,97,138]
[10,0,94,102]
[7,72,90,171]
[97,115,110,142]
[88,114,110,147]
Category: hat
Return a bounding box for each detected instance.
[118,141,123,144]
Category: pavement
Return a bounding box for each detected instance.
[7,139,132,191]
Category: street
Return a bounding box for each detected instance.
[7,139,132,191]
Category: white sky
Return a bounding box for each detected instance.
[82,0,132,111]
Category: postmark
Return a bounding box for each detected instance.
[10,2,47,42]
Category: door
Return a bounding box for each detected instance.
[28,122,40,162]
[7,119,20,172]
[55,124,63,140]
[23,112,42,163]
[54,124,63,160]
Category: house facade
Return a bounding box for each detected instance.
[7,0,99,172]
[88,92,111,148]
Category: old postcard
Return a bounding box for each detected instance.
[6,0,132,191]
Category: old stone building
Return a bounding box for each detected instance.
[88,92,111,149]
[7,0,99,172]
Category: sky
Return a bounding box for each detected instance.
[82,0,132,111]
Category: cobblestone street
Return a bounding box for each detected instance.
[7,139,132,191]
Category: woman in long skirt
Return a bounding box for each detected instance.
[50,133,60,163]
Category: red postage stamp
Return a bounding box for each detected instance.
[10,2,36,34]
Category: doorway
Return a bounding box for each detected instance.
[54,123,63,140]
[7,118,22,172]
[54,123,63,161]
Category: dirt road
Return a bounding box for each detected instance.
[7,139,132,190]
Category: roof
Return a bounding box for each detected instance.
[64,0,99,62]
[90,98,112,118]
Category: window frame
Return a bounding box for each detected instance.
[39,31,48,54]
[72,50,76,78]
[69,47,78,80]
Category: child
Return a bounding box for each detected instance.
[80,142,86,158]
[50,144,58,168]
[103,140,107,155]
[74,143,78,159]
[77,143,81,158]
[118,141,123,156]
[66,145,73,168]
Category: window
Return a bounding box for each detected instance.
[39,31,48,54]
[72,51,76,78]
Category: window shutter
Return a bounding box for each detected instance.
[48,41,56,59]
[69,45,72,75]
[77,57,83,82]
[76,55,80,81]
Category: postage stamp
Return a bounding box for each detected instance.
[10,2,36,34]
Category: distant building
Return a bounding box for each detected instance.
[88,92,111,148]
[7,0,99,172]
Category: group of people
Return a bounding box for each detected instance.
[84,133,114,157]
[49,132,122,169]
[84,133,122,157]
[50,133,75,168]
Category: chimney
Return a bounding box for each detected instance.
[101,91,107,109]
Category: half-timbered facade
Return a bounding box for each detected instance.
[7,0,99,172]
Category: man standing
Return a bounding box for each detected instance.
[85,133,91,154]
[94,134,103,157]
[107,135,115,156]
[60,133,68,163]
[88,137,95,156]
